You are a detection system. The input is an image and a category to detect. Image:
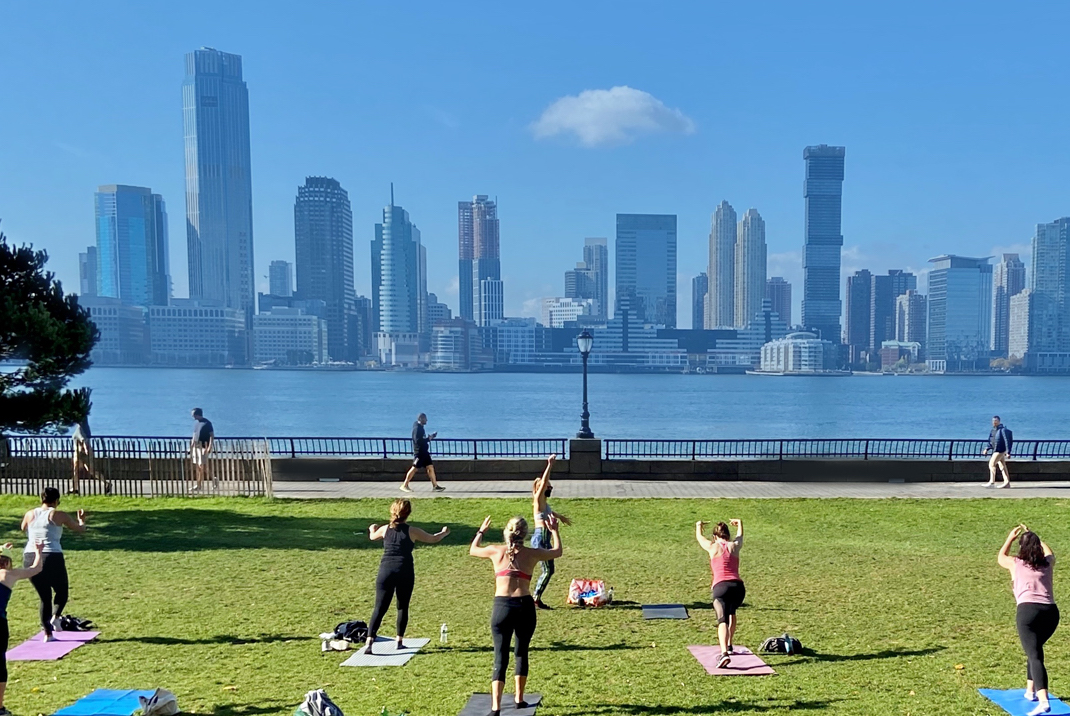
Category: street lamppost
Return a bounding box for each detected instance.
[576,330,594,439]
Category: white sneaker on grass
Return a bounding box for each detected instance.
[1027,702,1050,716]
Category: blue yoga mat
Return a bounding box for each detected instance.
[54,689,157,716]
[979,689,1070,716]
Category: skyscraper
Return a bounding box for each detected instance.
[705,201,736,329]
[845,270,872,364]
[373,190,427,338]
[896,289,927,357]
[692,272,708,330]
[991,253,1026,356]
[801,145,846,343]
[79,246,98,297]
[927,255,993,370]
[734,209,767,329]
[94,185,170,307]
[584,238,609,321]
[1028,219,1070,354]
[765,277,791,326]
[458,195,502,326]
[869,269,917,355]
[269,260,293,297]
[183,47,254,319]
[615,214,677,327]
[294,177,354,361]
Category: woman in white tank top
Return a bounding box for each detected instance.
[20,488,87,641]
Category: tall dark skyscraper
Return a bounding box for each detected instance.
[458,195,502,325]
[294,177,354,361]
[564,237,609,321]
[692,272,708,330]
[765,277,791,326]
[801,145,846,343]
[94,185,170,307]
[845,269,872,364]
[992,253,1026,356]
[183,47,254,319]
[615,214,677,327]
[869,269,917,355]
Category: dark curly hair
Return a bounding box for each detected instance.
[713,522,731,541]
[1018,531,1050,571]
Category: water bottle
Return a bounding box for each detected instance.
[440,623,448,643]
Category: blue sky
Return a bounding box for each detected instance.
[1,1,1065,326]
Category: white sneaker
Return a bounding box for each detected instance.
[1025,691,1038,702]
[1027,702,1050,716]
[51,615,63,632]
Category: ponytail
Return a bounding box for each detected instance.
[389,498,412,527]
[504,516,528,561]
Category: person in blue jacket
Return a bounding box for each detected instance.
[983,415,1013,489]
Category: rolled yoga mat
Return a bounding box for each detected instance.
[7,630,100,661]
[458,693,541,716]
[642,604,688,619]
[687,646,776,676]
[979,689,1070,715]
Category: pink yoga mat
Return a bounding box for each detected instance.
[687,646,776,676]
[6,631,100,661]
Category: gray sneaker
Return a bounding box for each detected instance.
[432,485,445,492]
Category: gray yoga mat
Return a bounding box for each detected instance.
[642,604,689,619]
[459,693,541,716]
[339,637,430,667]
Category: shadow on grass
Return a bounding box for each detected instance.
[441,640,641,654]
[187,703,291,716]
[779,645,945,664]
[102,633,313,646]
[61,509,480,551]
[574,699,842,714]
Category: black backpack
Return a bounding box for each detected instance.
[759,633,802,655]
[1001,426,1014,454]
[333,620,368,642]
[60,615,94,631]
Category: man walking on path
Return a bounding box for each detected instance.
[190,408,215,492]
[401,413,444,493]
[71,417,111,495]
[983,415,1013,489]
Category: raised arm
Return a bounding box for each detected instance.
[533,454,556,502]
[410,525,450,544]
[695,521,713,552]
[731,518,744,547]
[469,516,497,558]
[997,525,1023,570]
[57,509,87,534]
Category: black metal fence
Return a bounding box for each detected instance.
[603,439,1070,461]
[265,437,569,460]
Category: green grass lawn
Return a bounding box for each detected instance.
[0,495,1065,716]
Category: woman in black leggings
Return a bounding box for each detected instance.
[20,488,86,641]
[0,541,43,715]
[998,524,1058,716]
[363,499,448,654]
[470,514,562,716]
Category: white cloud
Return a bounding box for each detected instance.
[520,297,543,318]
[531,86,696,147]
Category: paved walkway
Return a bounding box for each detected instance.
[273,479,1070,500]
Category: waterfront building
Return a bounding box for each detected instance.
[845,269,872,364]
[801,144,846,343]
[541,297,593,328]
[373,190,428,365]
[79,296,148,365]
[707,299,789,369]
[269,260,293,298]
[616,214,677,327]
[564,238,609,321]
[765,277,791,327]
[1029,219,1070,353]
[879,341,922,370]
[430,318,486,370]
[350,296,373,360]
[457,195,502,326]
[257,293,326,318]
[869,270,917,356]
[692,272,708,330]
[1009,289,1033,360]
[183,48,254,319]
[926,255,992,371]
[94,185,170,307]
[991,253,1026,356]
[294,177,355,361]
[253,307,328,364]
[147,299,247,366]
[79,247,98,297]
[734,209,767,329]
[705,201,736,328]
[896,289,927,358]
[759,331,838,373]
[427,293,452,327]
[490,317,543,365]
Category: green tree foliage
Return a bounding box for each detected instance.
[0,232,99,433]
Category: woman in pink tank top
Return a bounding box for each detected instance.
[696,518,744,669]
[998,524,1058,716]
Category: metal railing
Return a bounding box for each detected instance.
[603,439,1070,461]
[266,437,568,460]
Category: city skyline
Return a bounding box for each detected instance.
[4,2,1058,331]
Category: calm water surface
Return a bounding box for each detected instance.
[72,368,1070,440]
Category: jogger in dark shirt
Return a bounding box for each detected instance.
[400,413,443,492]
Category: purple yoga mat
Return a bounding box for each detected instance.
[6,631,100,661]
[687,646,776,676]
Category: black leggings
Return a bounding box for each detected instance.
[368,562,415,640]
[25,552,68,634]
[712,580,745,625]
[1017,602,1060,691]
[491,596,537,682]
[0,617,8,683]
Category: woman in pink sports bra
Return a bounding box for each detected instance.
[998,524,1058,716]
[696,518,744,669]
[470,514,562,716]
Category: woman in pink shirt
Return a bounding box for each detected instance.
[696,518,744,669]
[998,524,1058,716]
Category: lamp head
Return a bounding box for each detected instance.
[577,330,594,356]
